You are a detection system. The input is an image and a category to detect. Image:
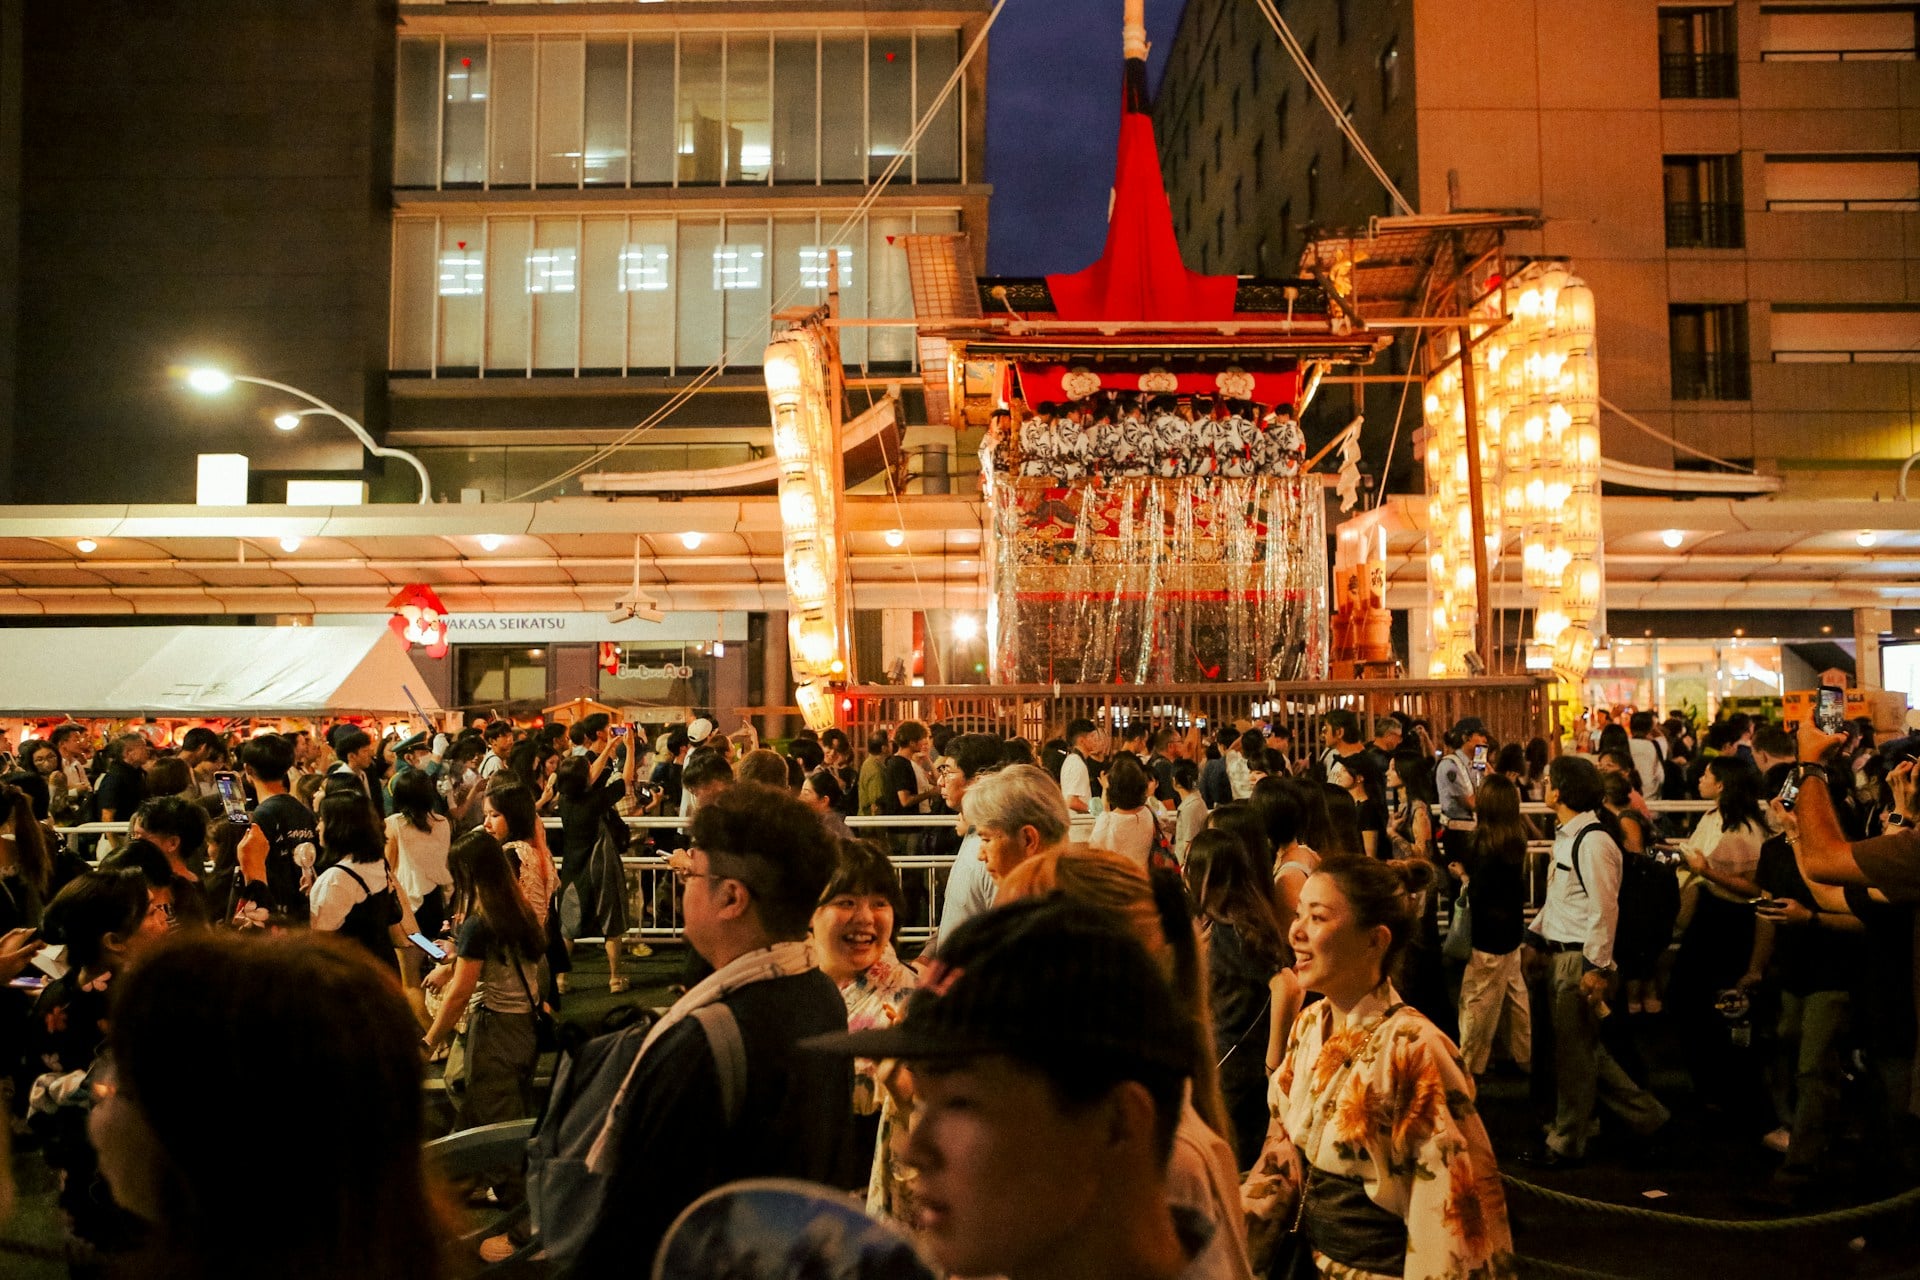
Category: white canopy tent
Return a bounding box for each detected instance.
[0,626,437,717]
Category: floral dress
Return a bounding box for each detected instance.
[1243,983,1513,1280]
[839,946,917,1117]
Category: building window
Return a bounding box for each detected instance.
[392,30,965,191]
[1251,40,1263,84]
[1279,199,1294,260]
[1762,5,1918,60]
[1669,303,1752,400]
[1664,154,1745,247]
[1336,0,1352,43]
[1253,137,1266,192]
[1213,127,1223,170]
[1764,153,1920,210]
[1234,176,1244,225]
[1212,43,1222,83]
[1200,165,1208,205]
[1659,7,1738,97]
[1277,89,1290,148]
[1380,40,1402,107]
[1215,210,1226,259]
[1232,85,1241,134]
[1339,99,1356,170]
[1307,156,1321,220]
[1770,304,1920,362]
[457,647,549,709]
[390,208,959,377]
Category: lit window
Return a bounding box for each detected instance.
[800,246,855,288]
[526,247,577,294]
[712,243,766,290]
[438,249,484,296]
[619,243,672,292]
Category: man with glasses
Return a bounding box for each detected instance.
[561,782,852,1275]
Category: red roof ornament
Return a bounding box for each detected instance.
[1045,58,1237,324]
[387,584,451,659]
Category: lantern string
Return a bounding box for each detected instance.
[1250,0,1416,218]
[1598,396,1754,473]
[501,0,1013,504]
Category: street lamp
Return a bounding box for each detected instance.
[181,367,434,504]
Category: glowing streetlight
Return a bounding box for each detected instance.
[180,367,433,504]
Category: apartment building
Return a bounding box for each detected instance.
[1155,0,1920,495]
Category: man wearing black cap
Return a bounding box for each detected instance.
[808,897,1196,1280]
[386,731,437,812]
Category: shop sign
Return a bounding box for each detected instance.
[625,662,695,681]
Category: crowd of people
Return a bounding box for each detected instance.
[0,696,1912,1278]
[985,394,1309,481]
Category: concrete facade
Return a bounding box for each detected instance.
[1155,0,1920,494]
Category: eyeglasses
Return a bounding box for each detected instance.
[672,847,739,889]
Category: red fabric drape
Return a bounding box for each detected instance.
[1046,110,1238,323]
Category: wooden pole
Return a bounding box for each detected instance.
[1451,235,1493,673]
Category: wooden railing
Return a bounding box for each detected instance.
[842,677,1553,751]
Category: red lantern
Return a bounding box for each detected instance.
[387,584,451,659]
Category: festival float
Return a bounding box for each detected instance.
[763,0,1595,736]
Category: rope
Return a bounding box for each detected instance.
[1249,0,1416,217]
[1598,395,1755,473]
[1502,1172,1920,1232]
[502,0,1013,503]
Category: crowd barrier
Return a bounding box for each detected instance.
[57,800,1715,947]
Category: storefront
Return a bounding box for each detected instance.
[313,611,751,721]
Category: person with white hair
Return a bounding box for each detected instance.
[960,764,1072,885]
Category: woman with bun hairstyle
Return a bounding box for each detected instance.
[999,848,1255,1280]
[1245,857,1513,1280]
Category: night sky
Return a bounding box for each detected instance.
[984,0,1186,276]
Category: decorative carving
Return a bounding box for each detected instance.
[1215,367,1255,400]
[1060,367,1102,400]
[1139,367,1179,394]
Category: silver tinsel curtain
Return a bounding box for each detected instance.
[989,475,1327,685]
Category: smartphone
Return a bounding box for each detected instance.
[8,975,44,991]
[1472,745,1488,771]
[213,770,249,826]
[1777,772,1802,811]
[407,933,447,962]
[1815,685,1847,736]
[1748,895,1773,906]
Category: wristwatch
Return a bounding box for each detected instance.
[1793,762,1829,786]
[1888,813,1909,830]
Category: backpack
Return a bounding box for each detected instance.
[331,863,402,970]
[525,1002,746,1270]
[1563,823,1680,965]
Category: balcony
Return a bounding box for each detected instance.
[1660,52,1738,98]
[1671,352,1752,401]
[1665,201,1745,249]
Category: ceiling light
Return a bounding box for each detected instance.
[477,533,505,552]
[273,412,301,431]
[712,640,726,657]
[1857,529,1878,548]
[75,538,97,554]
[680,531,704,550]
[884,529,905,548]
[185,368,234,394]
[1660,529,1684,549]
[279,535,302,553]
[952,614,980,642]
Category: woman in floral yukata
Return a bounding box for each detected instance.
[809,839,918,1192]
[1244,856,1513,1280]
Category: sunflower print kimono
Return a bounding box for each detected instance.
[1242,983,1514,1280]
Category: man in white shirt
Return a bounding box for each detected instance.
[478,718,515,779]
[1058,718,1099,815]
[1627,711,1666,795]
[1522,755,1669,1166]
[925,735,1004,955]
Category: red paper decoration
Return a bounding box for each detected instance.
[387,584,451,659]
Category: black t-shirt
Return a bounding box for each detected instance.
[93,761,146,820]
[1148,753,1179,808]
[649,759,685,811]
[1755,837,1859,996]
[1463,839,1527,956]
[253,792,318,924]
[880,755,919,816]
